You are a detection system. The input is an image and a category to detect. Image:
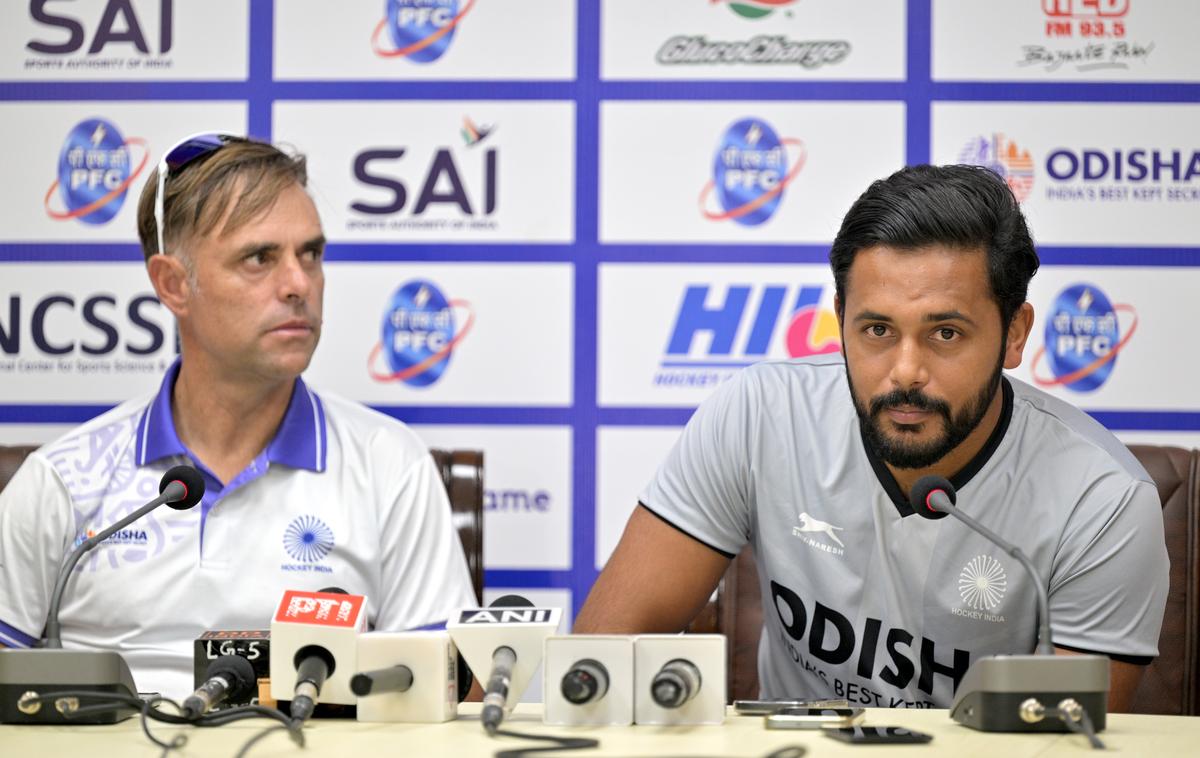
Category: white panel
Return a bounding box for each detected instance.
[0,102,247,242]
[275,0,575,80]
[932,103,1200,247]
[411,425,572,570]
[600,101,904,243]
[0,425,74,445]
[0,263,178,403]
[274,101,575,243]
[0,0,249,81]
[933,0,1199,82]
[602,0,905,81]
[599,264,837,407]
[307,263,573,406]
[1010,267,1200,410]
[595,426,685,570]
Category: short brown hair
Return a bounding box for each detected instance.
[136,136,308,262]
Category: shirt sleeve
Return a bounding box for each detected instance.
[373,452,477,631]
[638,368,759,558]
[1047,476,1169,660]
[0,454,75,647]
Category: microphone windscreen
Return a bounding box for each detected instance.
[489,594,534,609]
[908,475,956,519]
[161,464,205,510]
[318,587,349,595]
[206,654,258,700]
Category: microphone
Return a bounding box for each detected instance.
[182,654,256,717]
[909,476,1052,655]
[447,595,562,734]
[561,658,609,705]
[0,465,204,725]
[269,589,368,721]
[43,464,205,648]
[354,632,460,723]
[650,658,701,709]
[907,476,1109,734]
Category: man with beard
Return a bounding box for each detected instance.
[575,164,1168,711]
[0,134,475,697]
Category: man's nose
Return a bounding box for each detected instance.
[277,252,315,301]
[889,337,929,390]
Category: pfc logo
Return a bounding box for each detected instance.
[1031,283,1137,393]
[368,279,474,388]
[45,118,150,225]
[371,0,475,62]
[700,118,805,227]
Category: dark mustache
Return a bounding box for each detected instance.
[869,388,951,419]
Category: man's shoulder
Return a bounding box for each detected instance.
[35,396,152,464]
[1006,375,1151,486]
[735,355,851,409]
[309,389,430,462]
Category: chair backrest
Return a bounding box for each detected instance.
[688,444,1200,714]
[0,444,486,603]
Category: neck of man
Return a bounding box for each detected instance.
[171,354,296,485]
[885,382,1006,499]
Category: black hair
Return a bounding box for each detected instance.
[829,164,1040,326]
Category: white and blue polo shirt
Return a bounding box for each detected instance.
[0,361,475,697]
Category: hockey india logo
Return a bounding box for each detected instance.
[284,515,335,563]
[958,554,1008,611]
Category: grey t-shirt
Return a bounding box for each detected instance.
[640,355,1169,708]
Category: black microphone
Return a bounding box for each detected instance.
[650,658,703,709]
[182,654,257,717]
[290,645,336,721]
[908,476,1052,654]
[351,665,414,697]
[561,658,610,705]
[43,464,205,648]
[480,594,532,734]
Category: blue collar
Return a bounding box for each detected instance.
[134,359,327,473]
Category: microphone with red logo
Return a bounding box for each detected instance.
[269,589,368,722]
[908,476,1109,737]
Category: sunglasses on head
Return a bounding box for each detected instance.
[153,132,236,256]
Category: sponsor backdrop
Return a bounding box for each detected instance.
[3,1,1198,640]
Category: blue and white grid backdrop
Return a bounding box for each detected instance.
[3,1,1199,632]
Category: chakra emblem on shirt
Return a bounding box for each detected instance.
[958,555,1008,611]
[284,515,335,563]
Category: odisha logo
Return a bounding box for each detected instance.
[958,555,1007,611]
[371,0,475,62]
[45,118,149,225]
[718,0,800,20]
[1031,284,1138,392]
[284,515,335,563]
[959,134,1034,203]
[699,118,805,227]
[368,280,474,387]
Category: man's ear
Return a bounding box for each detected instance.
[1003,302,1035,370]
[147,254,192,318]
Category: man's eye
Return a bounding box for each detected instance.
[869,324,888,337]
[937,328,958,341]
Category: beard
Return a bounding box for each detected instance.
[847,351,1005,470]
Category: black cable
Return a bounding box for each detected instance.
[490,728,599,758]
[1057,704,1105,750]
[138,696,188,757]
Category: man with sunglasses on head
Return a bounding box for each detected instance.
[576,164,1168,713]
[0,134,476,697]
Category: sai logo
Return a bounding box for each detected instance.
[368,280,474,388]
[283,515,335,563]
[1031,284,1138,393]
[718,0,800,20]
[958,134,1035,203]
[700,118,805,227]
[372,0,475,62]
[45,118,149,225]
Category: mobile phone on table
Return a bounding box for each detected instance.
[764,707,864,730]
[822,725,933,744]
[734,698,849,715]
